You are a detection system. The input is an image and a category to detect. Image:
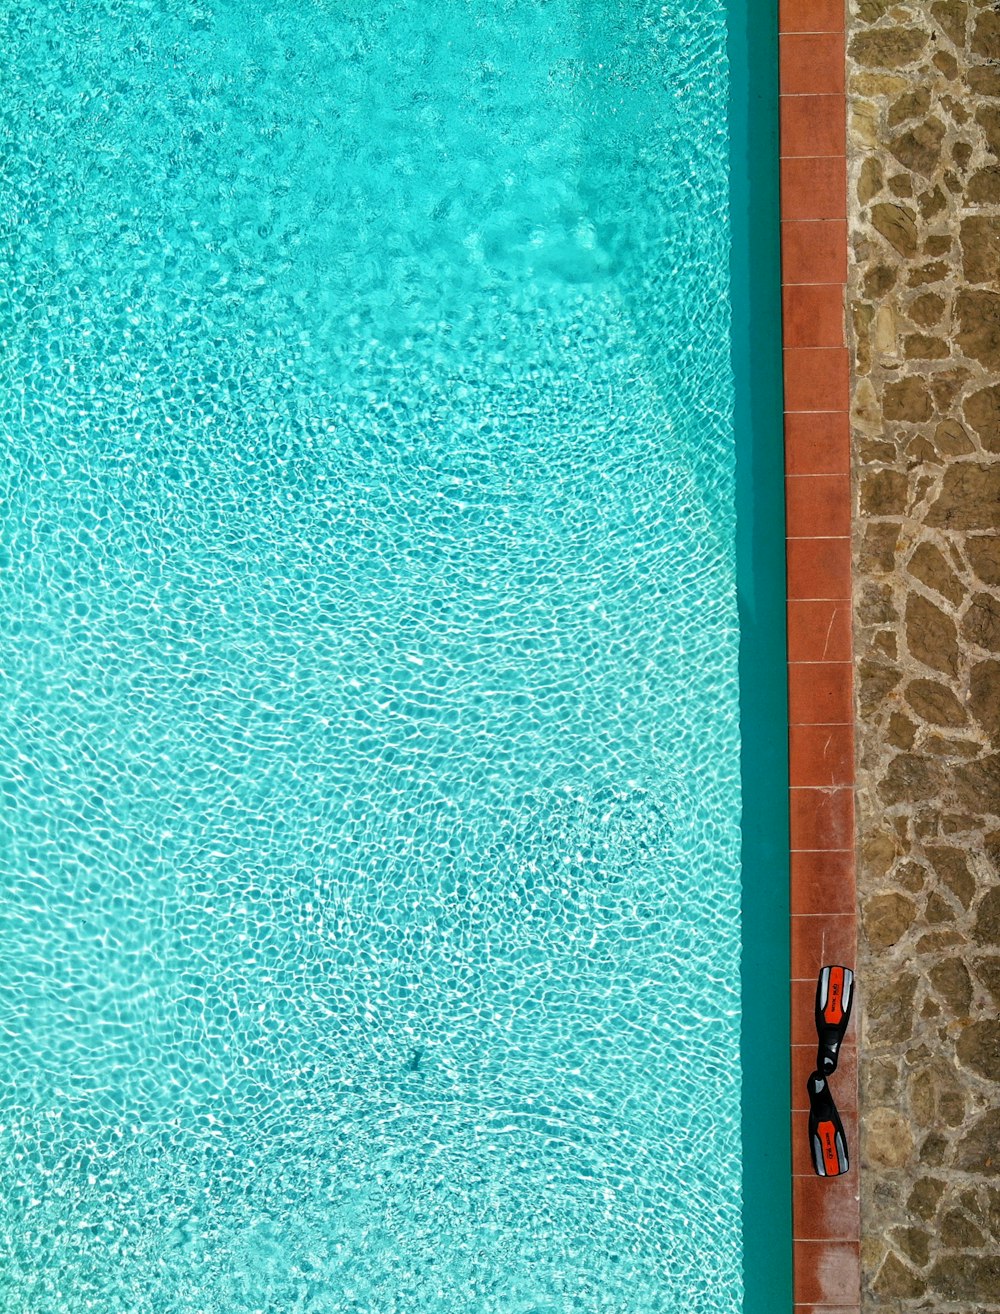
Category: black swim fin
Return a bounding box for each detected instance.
[807,1072,849,1177]
[815,964,854,1077]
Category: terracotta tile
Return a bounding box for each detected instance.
[791,849,856,915]
[780,33,846,95]
[786,474,852,536]
[786,600,853,661]
[781,94,846,158]
[788,661,854,725]
[784,347,851,410]
[785,412,851,475]
[789,722,855,786]
[792,978,821,1044]
[779,0,845,32]
[786,536,852,600]
[780,9,858,1266]
[789,788,856,852]
[793,1241,861,1306]
[793,1174,860,1239]
[791,912,857,979]
[781,157,847,221]
[782,220,848,286]
[783,286,845,349]
[792,1045,858,1113]
[792,1308,860,1314]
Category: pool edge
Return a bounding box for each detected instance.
[778,1,862,1311]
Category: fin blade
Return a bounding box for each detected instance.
[815,964,855,1076]
[807,1072,850,1178]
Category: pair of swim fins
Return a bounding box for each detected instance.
[807,965,854,1177]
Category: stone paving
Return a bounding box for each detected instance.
[848,0,1000,1307]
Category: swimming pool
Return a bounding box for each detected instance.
[0,1,788,1310]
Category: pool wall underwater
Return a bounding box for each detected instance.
[729,3,794,1313]
[725,0,793,1308]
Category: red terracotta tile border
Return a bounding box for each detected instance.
[780,158,847,221]
[782,222,849,287]
[786,599,853,662]
[779,33,846,95]
[790,850,856,915]
[782,285,847,349]
[788,724,855,787]
[784,412,850,477]
[786,474,852,538]
[778,0,846,33]
[780,94,847,159]
[784,347,851,411]
[793,1243,861,1308]
[778,2,859,1310]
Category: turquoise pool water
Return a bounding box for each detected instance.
[1,1,746,1309]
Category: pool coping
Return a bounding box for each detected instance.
[778,2,861,1312]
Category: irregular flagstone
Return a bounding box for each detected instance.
[928,1254,1000,1301]
[874,1253,926,1300]
[931,0,967,48]
[976,103,1000,156]
[906,542,964,605]
[888,87,929,128]
[904,678,967,726]
[970,659,1000,740]
[889,116,946,177]
[974,955,1000,1005]
[866,974,918,1044]
[925,847,976,908]
[963,385,1000,453]
[859,657,903,714]
[910,293,945,327]
[905,593,960,675]
[965,535,1000,586]
[861,468,908,514]
[863,892,918,947]
[850,2,1000,1304]
[940,1209,985,1248]
[891,1225,930,1267]
[865,1107,915,1167]
[960,216,1000,285]
[930,419,974,458]
[871,202,919,257]
[878,752,942,804]
[930,368,971,411]
[968,165,1000,202]
[925,463,1000,530]
[962,593,1000,652]
[956,289,1000,367]
[973,887,1000,947]
[908,1177,946,1219]
[849,27,929,69]
[929,957,973,1014]
[968,66,1000,96]
[956,1110,1000,1173]
[955,1020,1000,1081]
[953,754,1000,816]
[883,375,931,420]
[973,9,1000,58]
